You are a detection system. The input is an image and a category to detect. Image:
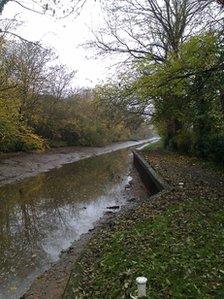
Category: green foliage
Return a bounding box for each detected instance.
[207,133,224,164]
[134,32,224,163]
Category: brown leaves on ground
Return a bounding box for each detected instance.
[64,150,224,298]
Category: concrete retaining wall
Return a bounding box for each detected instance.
[133,150,169,195]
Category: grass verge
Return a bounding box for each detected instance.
[64,148,224,299]
[141,140,163,152]
[64,197,224,298]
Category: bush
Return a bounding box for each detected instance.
[175,129,195,153]
[0,119,45,153]
[59,126,80,146]
[208,134,224,165]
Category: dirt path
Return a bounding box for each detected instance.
[0,137,158,187]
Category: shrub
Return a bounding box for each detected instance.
[208,133,224,165]
[0,119,45,153]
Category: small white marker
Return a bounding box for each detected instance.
[136,276,148,298]
[179,182,184,188]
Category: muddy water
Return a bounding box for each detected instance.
[0,137,159,187]
[0,150,135,299]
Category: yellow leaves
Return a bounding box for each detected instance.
[0,98,20,121]
[0,98,45,152]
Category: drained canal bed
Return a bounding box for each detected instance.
[0,149,145,299]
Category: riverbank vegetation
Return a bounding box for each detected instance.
[87,0,224,165]
[0,1,223,160]
[135,32,224,164]
[64,146,224,298]
[0,38,147,153]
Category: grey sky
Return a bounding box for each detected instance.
[2,0,116,88]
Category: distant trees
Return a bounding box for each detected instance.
[1,0,222,159]
[32,84,147,148]
[0,40,51,151]
[0,36,146,153]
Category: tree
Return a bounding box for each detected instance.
[213,0,224,6]
[9,41,54,124]
[47,65,76,101]
[134,31,224,159]
[0,37,18,93]
[90,0,218,62]
[88,0,222,149]
[0,0,88,16]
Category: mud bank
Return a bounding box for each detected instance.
[0,137,158,187]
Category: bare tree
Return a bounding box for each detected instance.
[47,65,76,100]
[0,15,36,45]
[212,0,224,5]
[0,0,88,17]
[0,0,90,44]
[89,0,220,62]
[10,41,54,121]
[0,37,18,93]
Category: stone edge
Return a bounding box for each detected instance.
[133,149,170,195]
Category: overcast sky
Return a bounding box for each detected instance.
[2,0,117,88]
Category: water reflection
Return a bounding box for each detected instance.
[0,150,132,298]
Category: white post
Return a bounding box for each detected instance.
[136,277,148,298]
[179,182,184,188]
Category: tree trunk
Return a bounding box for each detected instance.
[164,118,181,150]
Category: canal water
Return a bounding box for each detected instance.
[0,150,137,298]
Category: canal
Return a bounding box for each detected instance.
[0,149,141,298]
